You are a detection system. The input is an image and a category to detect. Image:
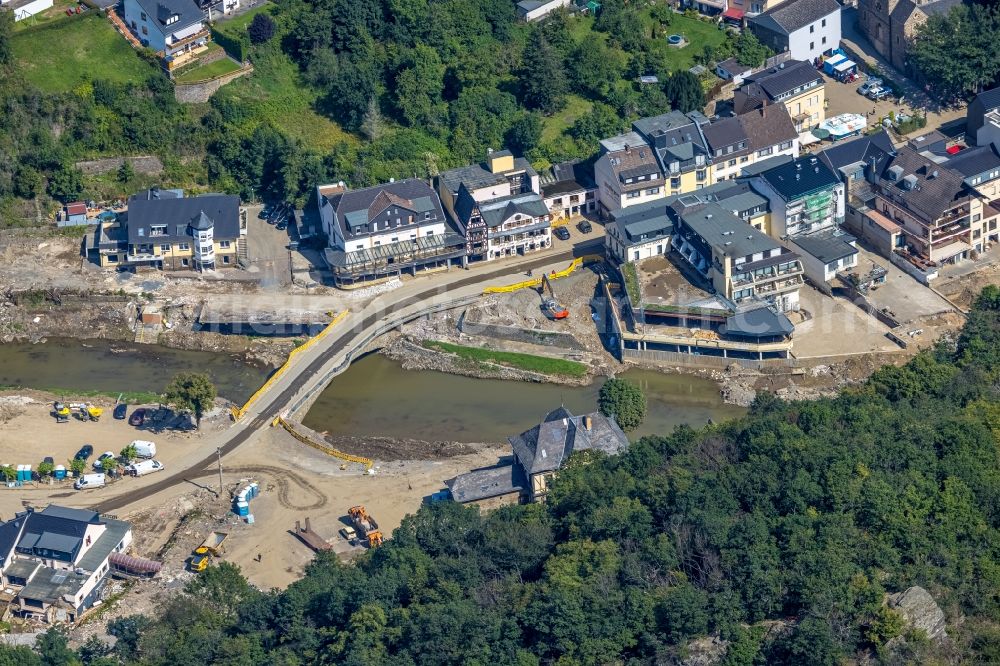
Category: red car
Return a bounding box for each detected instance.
[128,408,147,427]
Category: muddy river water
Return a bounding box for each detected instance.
[0,340,745,443]
[303,354,745,444]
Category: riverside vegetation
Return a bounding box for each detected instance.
[8,287,1000,663]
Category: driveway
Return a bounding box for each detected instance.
[851,245,955,322]
[246,204,292,289]
[792,284,898,357]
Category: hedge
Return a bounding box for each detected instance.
[211,27,249,63]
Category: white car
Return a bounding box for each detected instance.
[75,474,106,490]
[126,459,164,477]
[94,452,116,469]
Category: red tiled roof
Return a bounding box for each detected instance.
[723,7,744,18]
[866,209,901,233]
[66,202,87,216]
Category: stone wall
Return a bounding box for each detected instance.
[174,64,253,104]
[458,312,586,351]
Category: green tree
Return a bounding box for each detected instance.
[47,163,84,202]
[664,70,705,113]
[909,4,1000,102]
[68,458,86,477]
[0,11,13,71]
[568,41,626,100]
[521,31,567,114]
[568,103,627,145]
[733,30,771,67]
[117,160,135,186]
[36,628,81,666]
[164,372,217,428]
[504,113,543,156]
[36,461,54,478]
[393,44,446,130]
[185,561,258,615]
[13,166,41,199]
[119,444,138,463]
[598,378,646,431]
[248,12,277,44]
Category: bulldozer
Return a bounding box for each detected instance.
[348,505,384,548]
[539,273,569,320]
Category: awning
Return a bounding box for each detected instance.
[722,7,744,18]
[834,59,857,73]
[109,552,162,575]
[799,131,821,146]
[824,54,847,68]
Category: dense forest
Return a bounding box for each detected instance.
[0,0,771,223]
[5,288,1000,663]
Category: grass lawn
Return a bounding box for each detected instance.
[11,13,156,93]
[212,3,274,42]
[423,340,589,378]
[214,45,357,151]
[174,57,242,83]
[646,13,728,72]
[12,0,81,32]
[541,94,593,144]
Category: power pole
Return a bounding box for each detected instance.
[217,447,223,498]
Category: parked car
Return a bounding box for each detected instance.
[75,445,94,461]
[554,226,571,241]
[276,220,288,231]
[94,452,116,469]
[858,78,882,96]
[868,86,890,101]
[129,408,146,427]
[131,440,157,458]
[577,219,592,233]
[113,403,127,420]
[74,473,105,490]
[126,459,164,477]
[259,205,273,220]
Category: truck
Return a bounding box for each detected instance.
[74,473,106,490]
[126,459,164,477]
[189,532,229,573]
[130,440,157,458]
[347,505,384,548]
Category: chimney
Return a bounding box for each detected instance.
[584,415,592,430]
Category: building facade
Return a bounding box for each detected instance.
[123,0,209,57]
[748,0,841,63]
[734,60,826,131]
[704,106,799,183]
[857,0,965,75]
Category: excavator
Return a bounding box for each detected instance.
[539,273,569,320]
[347,505,384,548]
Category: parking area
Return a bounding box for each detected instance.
[792,284,898,357]
[822,73,903,129]
[246,204,293,288]
[850,245,955,322]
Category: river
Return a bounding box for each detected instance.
[302,354,745,444]
[0,338,269,404]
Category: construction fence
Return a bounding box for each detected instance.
[481,254,602,294]
[273,417,373,470]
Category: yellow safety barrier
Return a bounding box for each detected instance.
[231,310,349,421]
[275,417,374,469]
[482,257,586,294]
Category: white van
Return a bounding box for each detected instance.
[131,440,157,459]
[75,473,106,490]
[127,459,164,477]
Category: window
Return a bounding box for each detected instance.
[645,187,660,195]
[355,227,361,234]
[107,254,118,263]
[633,250,640,261]
[822,18,826,27]
[671,176,681,188]
[391,237,398,242]
[426,230,434,235]
[223,255,231,264]
[181,258,189,267]
[140,11,146,20]
[728,159,736,167]
[810,25,814,33]
[741,156,749,163]
[219,240,231,249]
[626,191,642,199]
[178,243,189,251]
[822,36,827,45]
[973,213,982,222]
[160,244,170,251]
[757,147,773,157]
[809,41,814,50]
[142,26,148,36]
[696,170,706,181]
[779,140,793,150]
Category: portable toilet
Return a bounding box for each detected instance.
[246,514,255,525]
[249,482,259,498]
[235,501,249,517]
[54,465,66,480]
[22,465,31,482]
[17,465,27,482]
[14,465,21,482]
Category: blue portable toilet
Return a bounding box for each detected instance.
[249,482,259,498]
[236,501,249,517]
[54,465,66,480]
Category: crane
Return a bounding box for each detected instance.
[539,273,569,320]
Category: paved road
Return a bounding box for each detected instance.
[94,241,602,513]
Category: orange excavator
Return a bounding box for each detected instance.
[347,505,384,548]
[540,273,569,320]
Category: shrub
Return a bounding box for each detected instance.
[598,378,646,431]
[248,13,276,45]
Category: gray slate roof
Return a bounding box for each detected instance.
[445,462,527,503]
[125,190,240,244]
[509,407,629,475]
[945,143,1000,178]
[876,146,972,221]
[756,155,840,201]
[131,0,202,31]
[818,130,897,176]
[793,228,858,264]
[750,0,840,35]
[737,60,822,102]
[321,179,447,241]
[439,157,537,195]
[678,202,782,258]
[722,305,795,337]
[612,200,674,243]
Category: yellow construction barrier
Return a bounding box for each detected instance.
[275,417,373,469]
[231,310,349,421]
[483,256,599,294]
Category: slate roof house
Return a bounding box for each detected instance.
[539,159,598,221]
[748,0,841,63]
[734,60,826,131]
[0,506,133,624]
[703,105,799,182]
[318,178,467,285]
[87,188,243,272]
[968,87,1000,148]
[123,0,209,59]
[446,407,629,508]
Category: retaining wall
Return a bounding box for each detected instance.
[174,64,253,104]
[458,313,585,351]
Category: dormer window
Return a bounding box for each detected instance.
[166,13,179,25]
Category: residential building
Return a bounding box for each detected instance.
[0,506,132,624]
[670,198,804,311]
[516,0,572,21]
[446,406,628,508]
[715,57,755,86]
[594,132,666,215]
[748,0,841,63]
[60,202,88,227]
[1,0,53,21]
[633,111,714,197]
[946,145,1000,238]
[453,188,551,260]
[194,0,239,20]
[751,155,856,285]
[539,159,598,221]
[727,0,790,18]
[123,0,209,58]
[858,0,965,75]
[87,188,243,271]
[318,178,466,286]
[872,146,993,266]
[437,150,544,261]
[704,106,799,182]
[967,88,1000,148]
[734,60,826,131]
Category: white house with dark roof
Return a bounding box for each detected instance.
[123,0,208,57]
[748,0,841,63]
[0,506,133,624]
[516,0,572,21]
[453,188,551,261]
[539,160,598,221]
[1,0,54,21]
[446,406,629,508]
[317,178,467,286]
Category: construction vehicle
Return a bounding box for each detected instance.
[347,505,384,548]
[189,532,228,572]
[540,273,569,320]
[53,402,70,423]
